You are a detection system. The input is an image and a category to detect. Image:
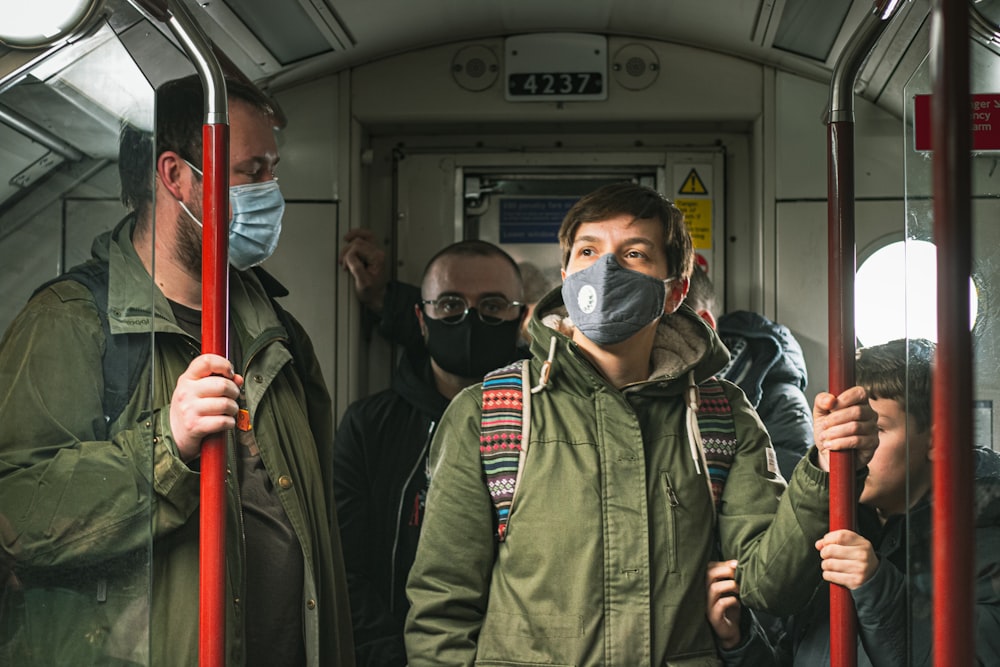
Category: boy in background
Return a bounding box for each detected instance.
[709,338,1000,666]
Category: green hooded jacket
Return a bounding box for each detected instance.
[406,288,855,667]
[0,217,354,666]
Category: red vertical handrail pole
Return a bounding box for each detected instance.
[930,0,974,664]
[197,78,230,667]
[198,120,229,667]
[165,2,230,665]
[826,117,858,667]
[825,4,901,664]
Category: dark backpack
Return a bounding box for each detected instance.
[32,261,303,427]
[479,358,738,542]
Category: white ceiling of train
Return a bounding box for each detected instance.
[128,0,936,115]
[1,0,998,223]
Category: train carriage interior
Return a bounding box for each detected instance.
[0,0,998,663]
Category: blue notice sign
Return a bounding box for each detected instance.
[499,198,576,243]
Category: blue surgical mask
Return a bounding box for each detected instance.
[179,161,285,271]
[562,253,670,345]
[227,179,285,270]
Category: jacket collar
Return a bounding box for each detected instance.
[391,346,451,420]
[100,214,283,342]
[527,286,730,393]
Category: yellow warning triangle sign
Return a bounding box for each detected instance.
[678,169,708,195]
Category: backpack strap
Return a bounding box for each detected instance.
[695,377,738,511]
[32,260,149,431]
[479,359,530,542]
[29,264,304,436]
[478,366,739,540]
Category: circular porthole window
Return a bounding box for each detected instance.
[855,239,978,347]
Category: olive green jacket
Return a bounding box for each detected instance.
[406,289,844,667]
[0,217,354,666]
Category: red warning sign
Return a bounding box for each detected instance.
[913,94,1000,151]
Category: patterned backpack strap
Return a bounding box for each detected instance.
[480,359,530,542]
[696,377,738,511]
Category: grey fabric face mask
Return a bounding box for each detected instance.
[561,253,668,345]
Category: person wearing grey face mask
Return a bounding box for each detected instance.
[561,251,678,346]
[406,182,880,667]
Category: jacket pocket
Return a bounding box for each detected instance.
[477,611,583,666]
[659,471,680,573]
[476,662,574,667]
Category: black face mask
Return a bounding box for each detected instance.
[423,312,521,379]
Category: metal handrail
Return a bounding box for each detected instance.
[163,2,230,666]
[825,2,903,666]
[931,0,973,664]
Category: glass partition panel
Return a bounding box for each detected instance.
[0,16,158,666]
[899,23,1000,666]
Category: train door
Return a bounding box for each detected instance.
[388,147,725,350]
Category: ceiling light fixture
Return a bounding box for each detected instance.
[0,0,105,49]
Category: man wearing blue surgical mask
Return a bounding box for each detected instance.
[406,182,879,666]
[160,92,285,277]
[175,158,285,271]
[0,75,354,666]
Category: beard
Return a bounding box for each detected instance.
[174,199,203,279]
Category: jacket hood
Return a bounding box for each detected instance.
[528,286,730,389]
[391,345,451,421]
[716,310,809,407]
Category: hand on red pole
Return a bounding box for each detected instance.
[169,353,244,462]
[812,386,878,472]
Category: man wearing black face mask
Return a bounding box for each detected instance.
[333,240,525,666]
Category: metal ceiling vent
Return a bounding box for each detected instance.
[612,43,659,91]
[452,44,498,92]
[196,0,355,77]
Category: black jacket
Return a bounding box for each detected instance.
[717,310,813,480]
[333,347,449,667]
[780,446,1000,667]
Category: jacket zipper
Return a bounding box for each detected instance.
[389,419,435,613]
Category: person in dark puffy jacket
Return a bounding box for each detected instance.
[686,267,811,481]
[785,338,1000,666]
[710,338,1000,666]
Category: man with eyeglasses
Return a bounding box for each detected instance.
[333,239,526,666]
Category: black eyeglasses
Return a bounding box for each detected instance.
[421,295,524,325]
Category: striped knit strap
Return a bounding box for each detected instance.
[696,378,738,511]
[480,360,526,542]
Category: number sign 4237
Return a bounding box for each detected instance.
[508,72,603,96]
